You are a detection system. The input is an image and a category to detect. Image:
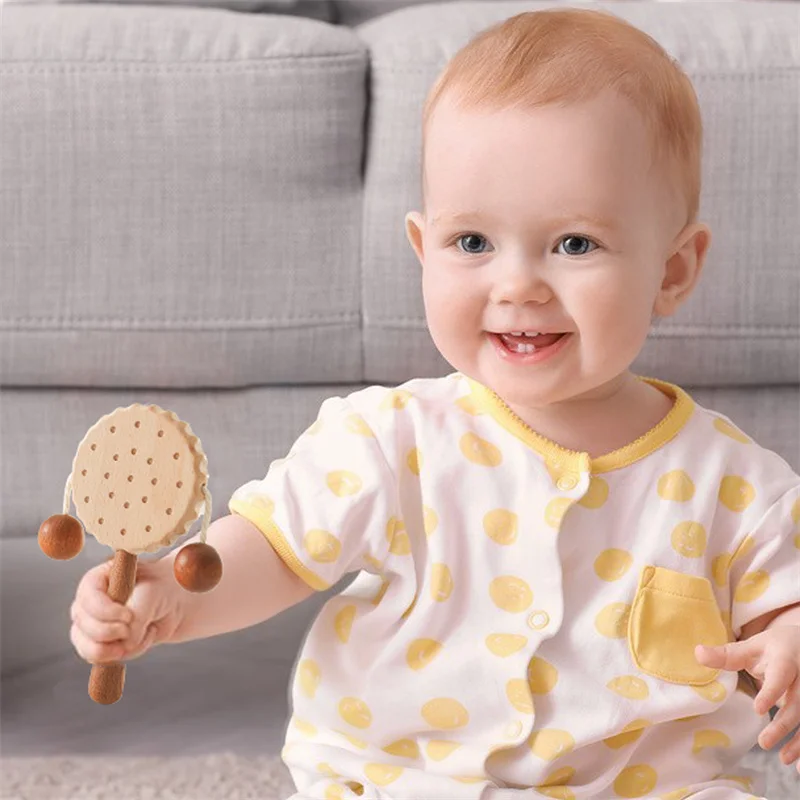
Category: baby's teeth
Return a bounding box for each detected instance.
[512,342,536,354]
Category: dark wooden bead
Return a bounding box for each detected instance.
[38,514,84,560]
[173,542,222,593]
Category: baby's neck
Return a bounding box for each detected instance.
[504,372,675,459]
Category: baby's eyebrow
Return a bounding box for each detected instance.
[430,210,620,233]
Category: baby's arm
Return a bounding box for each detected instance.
[162,513,314,644]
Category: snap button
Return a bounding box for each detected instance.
[527,610,550,630]
[556,474,579,491]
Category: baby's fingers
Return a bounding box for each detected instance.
[70,604,130,645]
[75,568,133,625]
[755,658,798,717]
[70,623,126,665]
[760,678,800,752]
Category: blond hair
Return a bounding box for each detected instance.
[423,8,702,225]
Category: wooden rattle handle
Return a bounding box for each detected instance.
[88,550,138,705]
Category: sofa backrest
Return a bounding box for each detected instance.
[1,1,798,389]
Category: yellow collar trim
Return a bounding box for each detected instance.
[464,375,695,474]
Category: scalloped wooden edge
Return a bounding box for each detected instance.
[70,404,209,555]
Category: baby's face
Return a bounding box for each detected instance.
[407,90,691,410]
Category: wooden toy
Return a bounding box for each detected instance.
[38,404,221,705]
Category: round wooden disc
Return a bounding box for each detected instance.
[70,405,208,554]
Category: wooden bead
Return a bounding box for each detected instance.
[173,542,222,593]
[38,514,84,560]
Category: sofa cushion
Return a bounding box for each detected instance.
[0,4,366,387]
[358,0,800,386]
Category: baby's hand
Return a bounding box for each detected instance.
[70,557,184,665]
[695,627,800,773]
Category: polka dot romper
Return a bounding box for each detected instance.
[229,372,800,800]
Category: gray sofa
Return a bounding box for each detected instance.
[1,0,798,777]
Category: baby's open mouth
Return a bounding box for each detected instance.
[497,331,567,354]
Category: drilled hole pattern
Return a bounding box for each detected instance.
[75,406,203,551]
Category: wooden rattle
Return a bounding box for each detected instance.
[38,404,222,705]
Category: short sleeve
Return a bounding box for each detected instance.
[729,484,800,636]
[228,395,398,591]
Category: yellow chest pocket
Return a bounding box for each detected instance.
[628,566,729,686]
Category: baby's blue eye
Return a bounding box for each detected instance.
[557,236,597,256]
[456,234,490,254]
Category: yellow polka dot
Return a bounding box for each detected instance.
[538,789,575,799]
[293,717,318,737]
[333,605,356,643]
[484,508,518,545]
[324,783,345,800]
[578,476,609,509]
[327,470,363,497]
[382,739,420,758]
[453,776,486,784]
[490,576,534,613]
[421,698,470,729]
[426,740,461,760]
[528,657,559,694]
[692,729,731,754]
[338,698,372,729]
[660,789,692,800]
[362,553,382,571]
[658,470,695,502]
[603,719,651,749]
[455,395,483,415]
[595,603,631,638]
[734,571,770,603]
[711,553,732,587]
[304,419,323,436]
[400,595,417,620]
[486,633,528,657]
[594,549,633,581]
[606,675,649,700]
[529,729,575,761]
[363,764,403,786]
[250,495,275,515]
[714,417,751,444]
[691,680,727,703]
[318,763,339,778]
[731,534,756,563]
[430,563,453,602]
[792,497,800,524]
[794,533,800,550]
[380,389,412,410]
[544,497,574,528]
[613,764,658,797]
[719,476,756,512]
[346,782,364,796]
[334,729,368,749]
[371,576,390,606]
[671,521,707,558]
[305,529,341,563]
[541,766,576,786]
[386,517,411,555]
[344,414,374,437]
[460,432,502,467]
[423,506,438,536]
[506,679,534,714]
[407,448,422,476]
[407,638,443,671]
[298,659,321,699]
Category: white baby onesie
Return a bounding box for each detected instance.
[228,372,800,800]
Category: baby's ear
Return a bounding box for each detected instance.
[405,211,426,266]
[653,222,712,317]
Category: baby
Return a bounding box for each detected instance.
[70,8,800,799]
